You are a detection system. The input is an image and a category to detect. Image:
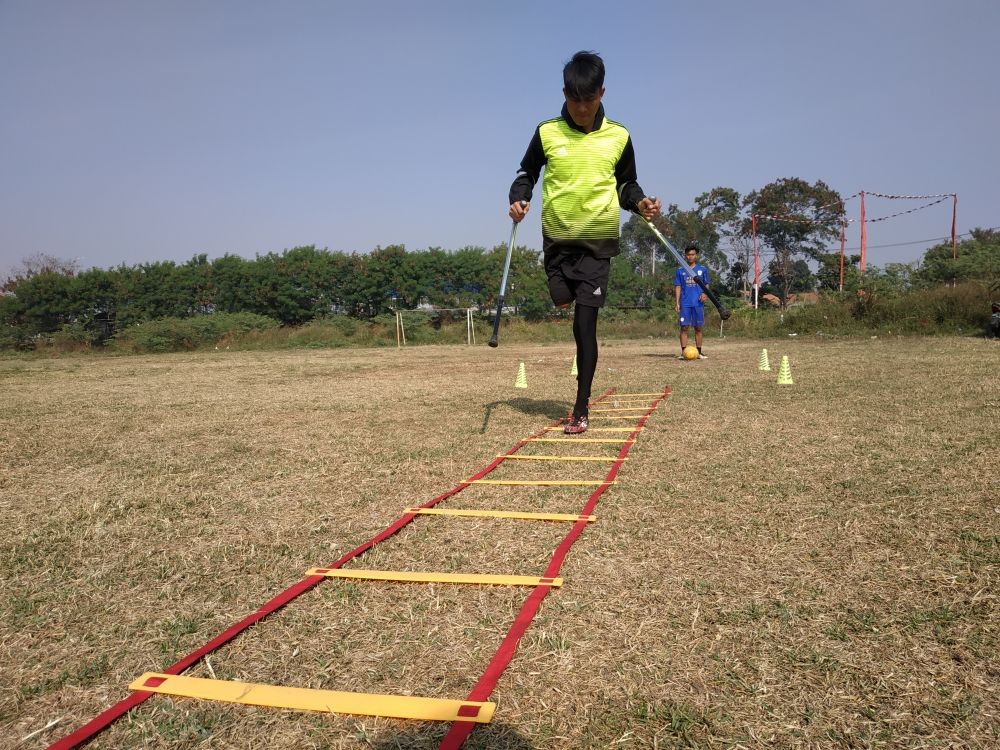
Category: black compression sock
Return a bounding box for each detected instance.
[573,304,599,415]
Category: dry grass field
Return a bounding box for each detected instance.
[1,336,998,749]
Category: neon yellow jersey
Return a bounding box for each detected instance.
[538,116,630,248]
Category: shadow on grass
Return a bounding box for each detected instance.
[480,398,568,433]
[371,722,536,749]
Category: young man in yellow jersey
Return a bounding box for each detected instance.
[508,51,660,434]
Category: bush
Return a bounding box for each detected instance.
[111,313,280,353]
[519,296,553,322]
[848,282,989,335]
[48,322,96,352]
[5,283,993,357]
[0,325,33,352]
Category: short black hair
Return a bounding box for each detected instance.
[684,243,700,253]
[563,51,605,100]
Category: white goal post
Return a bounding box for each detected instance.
[395,308,477,346]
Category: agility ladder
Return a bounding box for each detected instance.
[49,387,669,749]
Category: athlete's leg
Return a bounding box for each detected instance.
[693,304,706,352]
[573,303,599,417]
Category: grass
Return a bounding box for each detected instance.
[1,335,998,748]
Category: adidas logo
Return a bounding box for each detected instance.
[593,286,602,296]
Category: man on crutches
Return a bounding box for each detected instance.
[507,50,660,434]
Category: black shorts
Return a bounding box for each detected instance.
[544,249,610,308]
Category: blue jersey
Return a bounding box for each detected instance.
[674,264,710,307]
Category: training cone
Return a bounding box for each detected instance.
[776,355,794,385]
[514,362,528,389]
[571,355,578,376]
[758,348,771,371]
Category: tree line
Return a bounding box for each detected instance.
[2,177,996,349]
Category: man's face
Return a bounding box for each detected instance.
[685,250,698,265]
[563,87,604,132]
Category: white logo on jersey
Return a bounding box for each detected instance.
[593,286,602,296]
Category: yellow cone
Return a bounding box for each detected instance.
[776,355,794,385]
[514,361,528,388]
[571,355,578,376]
[758,348,771,371]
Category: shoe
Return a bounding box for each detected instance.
[677,354,685,360]
[698,353,707,359]
[564,413,589,434]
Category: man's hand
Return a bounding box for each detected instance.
[699,293,708,303]
[509,201,530,222]
[635,196,662,220]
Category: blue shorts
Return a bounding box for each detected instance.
[678,305,704,328]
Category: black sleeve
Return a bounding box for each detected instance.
[615,136,646,212]
[509,127,545,204]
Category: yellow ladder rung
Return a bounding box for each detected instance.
[307,568,563,587]
[405,507,596,522]
[529,438,634,443]
[589,407,650,412]
[543,426,639,433]
[497,454,625,462]
[129,673,495,723]
[470,479,613,486]
[588,415,649,420]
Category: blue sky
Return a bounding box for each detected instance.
[1,0,997,279]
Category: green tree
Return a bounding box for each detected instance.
[181,254,216,315]
[767,258,814,295]
[724,260,749,296]
[362,245,410,315]
[212,254,256,314]
[421,246,490,309]
[619,213,661,276]
[1,254,81,341]
[815,251,862,292]
[115,261,191,325]
[607,259,665,309]
[916,228,1000,286]
[325,251,363,314]
[71,267,122,343]
[874,262,917,293]
[620,189,738,307]
[695,186,746,294]
[621,203,731,278]
[0,271,75,335]
[743,178,844,307]
[241,245,340,324]
[481,244,545,319]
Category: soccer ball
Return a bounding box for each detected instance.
[683,345,699,360]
